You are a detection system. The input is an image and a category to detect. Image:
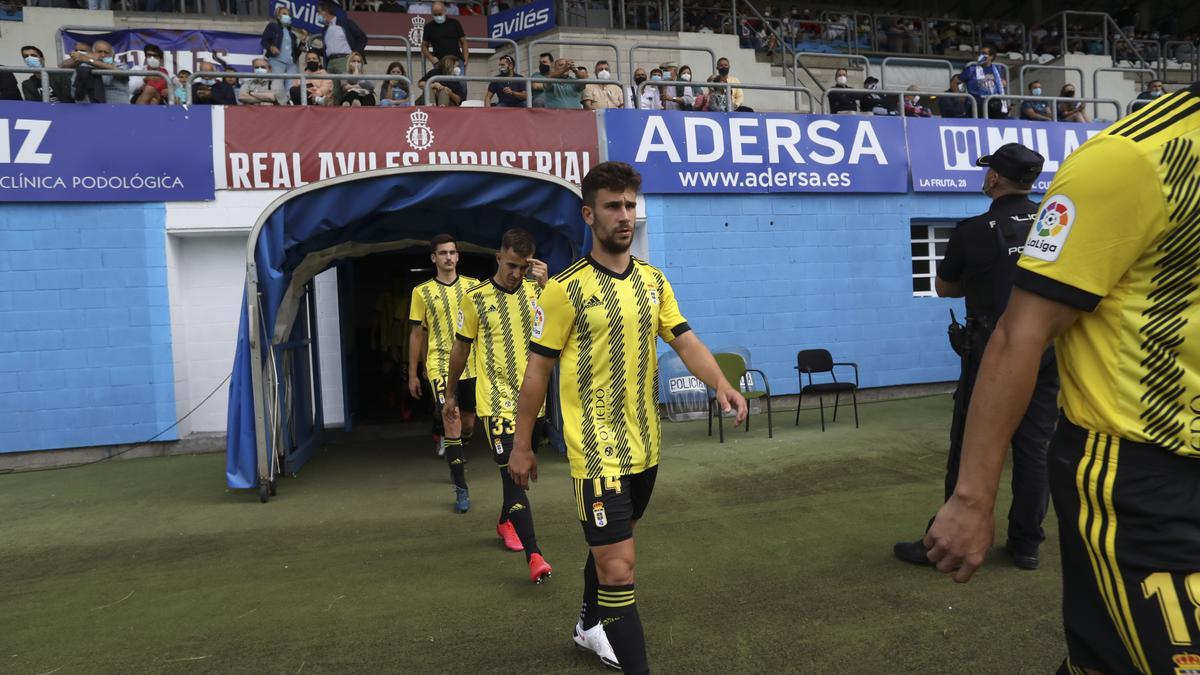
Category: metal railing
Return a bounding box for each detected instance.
[795,52,871,94]
[880,56,954,89]
[982,94,1120,121]
[528,39,621,85]
[0,65,176,103]
[1163,40,1199,75]
[1027,11,1147,70]
[181,71,412,106]
[628,43,717,86]
[819,11,873,52]
[824,86,976,117]
[365,34,416,81]
[1092,66,1156,105]
[424,74,627,109]
[1018,64,1085,98]
[464,36,521,75]
[924,18,974,56]
[637,79,819,113]
[875,15,926,55]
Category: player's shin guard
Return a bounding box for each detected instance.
[580,551,600,629]
[597,584,648,675]
[444,437,467,489]
[500,470,540,559]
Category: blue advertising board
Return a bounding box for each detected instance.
[488,0,555,41]
[269,0,348,34]
[905,117,1108,193]
[0,102,214,202]
[605,110,909,193]
[61,28,264,72]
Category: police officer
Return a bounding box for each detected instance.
[893,143,1060,570]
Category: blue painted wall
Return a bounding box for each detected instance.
[648,192,987,393]
[0,204,176,453]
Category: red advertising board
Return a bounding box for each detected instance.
[350,11,489,48]
[222,107,599,190]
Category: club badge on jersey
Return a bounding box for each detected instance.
[592,501,608,527]
[457,309,464,329]
[647,285,659,306]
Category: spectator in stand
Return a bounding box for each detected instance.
[340,51,376,106]
[192,61,237,105]
[539,57,584,110]
[0,63,18,101]
[1019,80,1053,121]
[661,64,696,110]
[903,86,932,117]
[71,41,130,105]
[418,55,465,107]
[128,43,169,104]
[422,1,468,69]
[827,67,858,113]
[1056,84,1090,123]
[936,74,972,118]
[486,54,526,107]
[239,57,286,105]
[1136,79,1165,101]
[581,59,622,110]
[291,51,333,105]
[625,67,647,109]
[222,65,242,101]
[407,0,432,12]
[317,0,368,102]
[959,44,1006,119]
[19,45,72,103]
[172,70,190,104]
[859,76,894,115]
[716,57,747,111]
[263,4,304,89]
[692,75,730,112]
[379,61,410,106]
[531,51,552,107]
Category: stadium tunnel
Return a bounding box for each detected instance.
[225,166,588,502]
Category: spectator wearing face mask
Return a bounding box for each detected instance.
[18,45,72,103]
[1056,84,1089,123]
[72,41,130,105]
[380,61,411,107]
[418,55,466,106]
[539,57,584,109]
[1136,79,1165,102]
[263,5,305,90]
[903,86,932,117]
[692,74,729,111]
[827,67,857,114]
[938,74,972,118]
[486,54,526,107]
[958,45,1006,118]
[660,64,696,110]
[191,61,237,105]
[716,57,746,111]
[317,0,368,103]
[239,57,286,105]
[340,52,376,106]
[1019,80,1052,121]
[530,52,553,107]
[129,43,169,104]
[625,67,647,109]
[422,1,467,68]
[859,76,894,115]
[292,51,333,105]
[633,67,665,110]
[581,59,622,110]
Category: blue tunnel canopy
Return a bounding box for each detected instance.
[226,166,588,490]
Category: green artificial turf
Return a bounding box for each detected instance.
[0,395,1065,674]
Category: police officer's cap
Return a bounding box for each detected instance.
[976,143,1044,185]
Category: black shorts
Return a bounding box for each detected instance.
[1049,415,1200,675]
[482,416,546,467]
[574,466,659,547]
[430,376,476,414]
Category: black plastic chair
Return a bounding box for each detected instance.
[794,349,860,431]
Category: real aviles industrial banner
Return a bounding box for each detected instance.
[604,110,910,193]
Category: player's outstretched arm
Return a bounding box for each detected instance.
[670,331,748,426]
[926,287,1079,582]
[443,339,470,429]
[510,352,556,489]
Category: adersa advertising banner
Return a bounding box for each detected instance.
[61,28,263,72]
[604,110,909,193]
[222,107,598,189]
[905,117,1108,193]
[353,11,490,49]
[0,102,213,202]
[488,0,555,41]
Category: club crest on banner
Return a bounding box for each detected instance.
[406,109,435,151]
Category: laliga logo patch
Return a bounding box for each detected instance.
[592,501,608,527]
[457,309,464,329]
[532,305,545,339]
[1023,194,1076,262]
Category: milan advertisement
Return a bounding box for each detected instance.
[905,117,1109,193]
[0,102,213,202]
[222,107,599,190]
[605,110,910,193]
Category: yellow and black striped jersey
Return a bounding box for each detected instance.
[530,256,689,479]
[1015,82,1200,458]
[455,278,544,420]
[408,275,478,381]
